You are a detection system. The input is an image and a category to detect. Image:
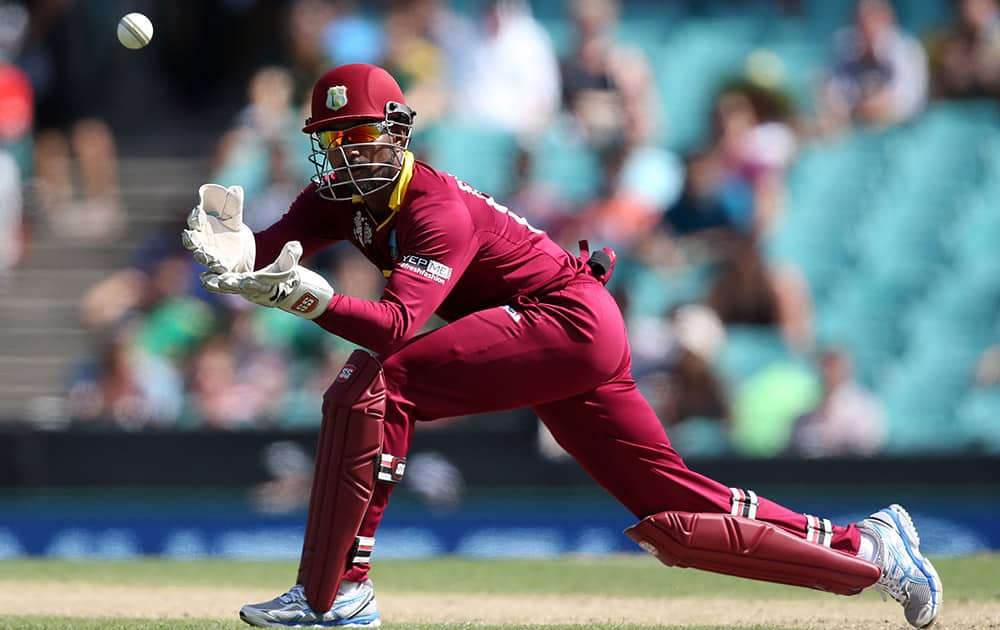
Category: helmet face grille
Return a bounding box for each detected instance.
[308,119,412,202]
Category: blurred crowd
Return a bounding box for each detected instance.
[4,0,1000,458]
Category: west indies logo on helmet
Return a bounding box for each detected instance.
[304,63,416,203]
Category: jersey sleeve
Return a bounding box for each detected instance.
[314,199,476,355]
[253,185,338,270]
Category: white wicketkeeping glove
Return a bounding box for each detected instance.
[201,241,335,320]
[182,183,256,273]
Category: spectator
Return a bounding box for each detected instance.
[32,116,124,242]
[819,0,928,130]
[211,66,304,203]
[710,81,796,234]
[666,81,795,239]
[21,1,125,242]
[251,441,315,514]
[0,1,32,177]
[79,229,215,342]
[66,324,183,430]
[559,0,658,150]
[0,60,32,173]
[284,0,339,98]
[927,0,1000,100]
[637,304,730,428]
[789,348,887,457]
[381,0,476,128]
[503,145,574,234]
[322,1,384,68]
[184,329,288,430]
[0,150,23,288]
[665,149,756,237]
[451,0,561,137]
[564,141,680,251]
[704,234,814,351]
[974,343,1000,386]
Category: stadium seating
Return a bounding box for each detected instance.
[956,386,1000,453]
[4,0,990,454]
[757,94,1000,451]
[415,123,519,200]
[665,416,732,458]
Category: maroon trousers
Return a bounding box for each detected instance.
[342,274,859,582]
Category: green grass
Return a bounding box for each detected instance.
[2,554,998,599]
[0,621,803,630]
[0,554,997,629]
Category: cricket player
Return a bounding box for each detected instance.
[184,63,941,628]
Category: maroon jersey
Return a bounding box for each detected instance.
[254,154,586,354]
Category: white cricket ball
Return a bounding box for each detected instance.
[117,12,153,50]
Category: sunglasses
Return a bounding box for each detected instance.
[317,122,389,150]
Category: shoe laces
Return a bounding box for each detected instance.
[278,585,307,605]
[876,560,909,604]
[866,518,909,605]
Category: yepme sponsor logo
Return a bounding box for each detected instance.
[398,255,453,284]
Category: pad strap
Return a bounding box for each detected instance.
[729,487,759,519]
[376,453,406,484]
[805,514,834,547]
[351,536,375,564]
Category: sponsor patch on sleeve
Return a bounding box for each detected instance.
[398,255,453,284]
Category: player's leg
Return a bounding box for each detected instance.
[341,283,635,586]
[243,283,631,627]
[533,378,860,552]
[534,379,940,626]
[241,349,384,628]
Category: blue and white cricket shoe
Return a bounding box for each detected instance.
[240,580,380,628]
[858,504,942,628]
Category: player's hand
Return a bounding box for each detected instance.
[182,183,256,273]
[202,241,335,320]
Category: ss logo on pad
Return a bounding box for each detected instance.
[336,365,356,383]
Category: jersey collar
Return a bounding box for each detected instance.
[388,150,415,213]
[374,150,414,231]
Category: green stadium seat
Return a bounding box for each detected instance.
[880,345,978,454]
[947,193,1000,271]
[817,274,921,387]
[904,268,1000,352]
[615,257,711,318]
[419,123,518,200]
[666,417,731,458]
[526,132,601,204]
[801,0,856,37]
[652,20,758,150]
[893,0,952,36]
[955,387,1000,453]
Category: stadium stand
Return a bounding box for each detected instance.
[2,0,998,454]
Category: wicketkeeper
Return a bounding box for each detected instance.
[183,63,941,629]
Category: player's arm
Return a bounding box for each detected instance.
[251,185,336,269]
[314,202,476,355]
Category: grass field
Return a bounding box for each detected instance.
[0,554,998,629]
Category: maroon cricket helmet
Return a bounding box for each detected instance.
[303,63,410,133]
